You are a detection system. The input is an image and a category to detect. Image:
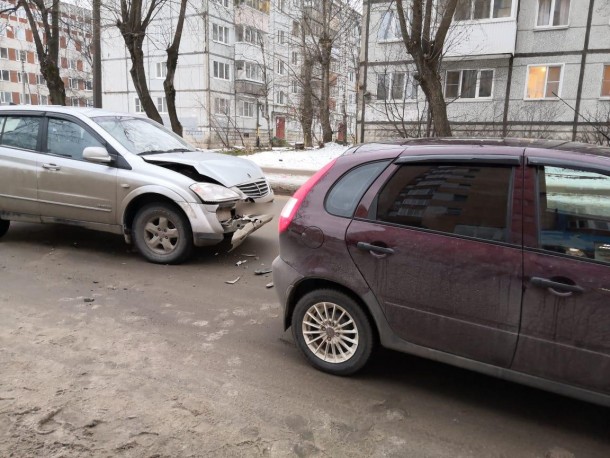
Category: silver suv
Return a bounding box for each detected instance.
[0,106,273,264]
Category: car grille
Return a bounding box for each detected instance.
[236,179,270,198]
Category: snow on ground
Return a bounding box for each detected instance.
[244,142,350,172]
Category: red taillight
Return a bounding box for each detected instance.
[278,158,338,233]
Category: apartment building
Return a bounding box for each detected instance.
[100,0,360,148]
[0,1,93,107]
[359,0,610,142]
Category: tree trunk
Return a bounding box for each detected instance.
[300,56,314,148]
[163,0,188,136]
[126,38,162,124]
[319,59,333,143]
[19,0,66,105]
[418,65,451,136]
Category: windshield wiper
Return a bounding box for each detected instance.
[140,148,194,155]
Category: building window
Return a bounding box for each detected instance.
[378,10,401,41]
[39,94,48,105]
[19,93,31,104]
[135,98,144,113]
[291,51,298,65]
[212,0,229,7]
[213,61,230,80]
[277,30,286,44]
[526,65,562,99]
[71,98,80,107]
[0,47,7,59]
[349,71,355,82]
[601,65,610,98]
[36,74,46,85]
[69,59,78,70]
[292,20,300,36]
[245,62,262,81]
[378,72,418,101]
[15,27,26,40]
[455,0,512,20]
[213,24,229,44]
[236,25,262,44]
[291,80,298,94]
[214,97,230,115]
[348,93,355,104]
[156,96,167,113]
[536,0,570,27]
[17,71,25,83]
[156,62,167,79]
[85,80,93,91]
[0,70,9,81]
[69,78,79,90]
[0,92,12,104]
[445,69,494,99]
[276,91,285,105]
[277,60,286,75]
[19,50,26,62]
[238,100,255,117]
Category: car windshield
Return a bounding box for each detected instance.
[92,115,195,155]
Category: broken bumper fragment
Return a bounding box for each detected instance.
[230,214,273,251]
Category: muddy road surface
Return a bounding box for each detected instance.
[1,197,609,457]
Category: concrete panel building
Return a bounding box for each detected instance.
[358,0,610,143]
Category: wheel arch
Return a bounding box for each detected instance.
[122,193,190,242]
[286,277,380,344]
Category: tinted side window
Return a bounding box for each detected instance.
[46,118,104,160]
[538,166,610,264]
[0,116,41,151]
[376,164,513,243]
[325,161,389,217]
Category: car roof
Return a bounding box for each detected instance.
[0,104,143,119]
[346,137,610,161]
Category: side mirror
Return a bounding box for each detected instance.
[83,146,112,164]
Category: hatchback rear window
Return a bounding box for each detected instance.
[325,161,390,218]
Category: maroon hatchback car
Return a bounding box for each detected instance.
[273,138,610,407]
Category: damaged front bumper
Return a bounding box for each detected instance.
[228,214,273,251]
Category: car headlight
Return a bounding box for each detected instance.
[190,183,244,204]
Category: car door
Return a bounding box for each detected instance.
[513,157,610,395]
[0,113,43,217]
[37,115,118,225]
[346,154,524,367]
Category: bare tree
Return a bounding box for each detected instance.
[578,105,610,146]
[394,0,459,136]
[111,0,167,124]
[12,0,67,104]
[163,0,188,136]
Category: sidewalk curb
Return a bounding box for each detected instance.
[263,167,314,196]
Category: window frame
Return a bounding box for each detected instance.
[524,63,564,100]
[212,23,230,44]
[534,0,571,29]
[531,161,610,266]
[213,61,231,80]
[377,9,402,43]
[454,0,515,22]
[444,69,495,100]
[366,157,521,247]
[155,62,167,79]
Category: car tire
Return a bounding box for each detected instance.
[292,289,374,376]
[132,203,193,264]
[0,218,9,238]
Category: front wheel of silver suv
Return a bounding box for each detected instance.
[132,203,193,264]
[0,218,9,238]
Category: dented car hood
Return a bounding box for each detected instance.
[141,151,265,187]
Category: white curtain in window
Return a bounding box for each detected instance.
[537,0,551,26]
[554,0,570,26]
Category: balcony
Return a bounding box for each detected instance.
[445,18,517,59]
[235,79,266,97]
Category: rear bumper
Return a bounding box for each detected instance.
[272,256,303,330]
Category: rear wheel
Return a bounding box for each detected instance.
[133,203,193,264]
[292,289,374,376]
[0,218,9,238]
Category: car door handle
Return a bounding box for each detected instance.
[530,277,584,297]
[356,241,394,255]
[42,163,61,171]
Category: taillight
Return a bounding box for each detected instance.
[278,158,338,233]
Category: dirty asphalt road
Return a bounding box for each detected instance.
[0,196,609,457]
